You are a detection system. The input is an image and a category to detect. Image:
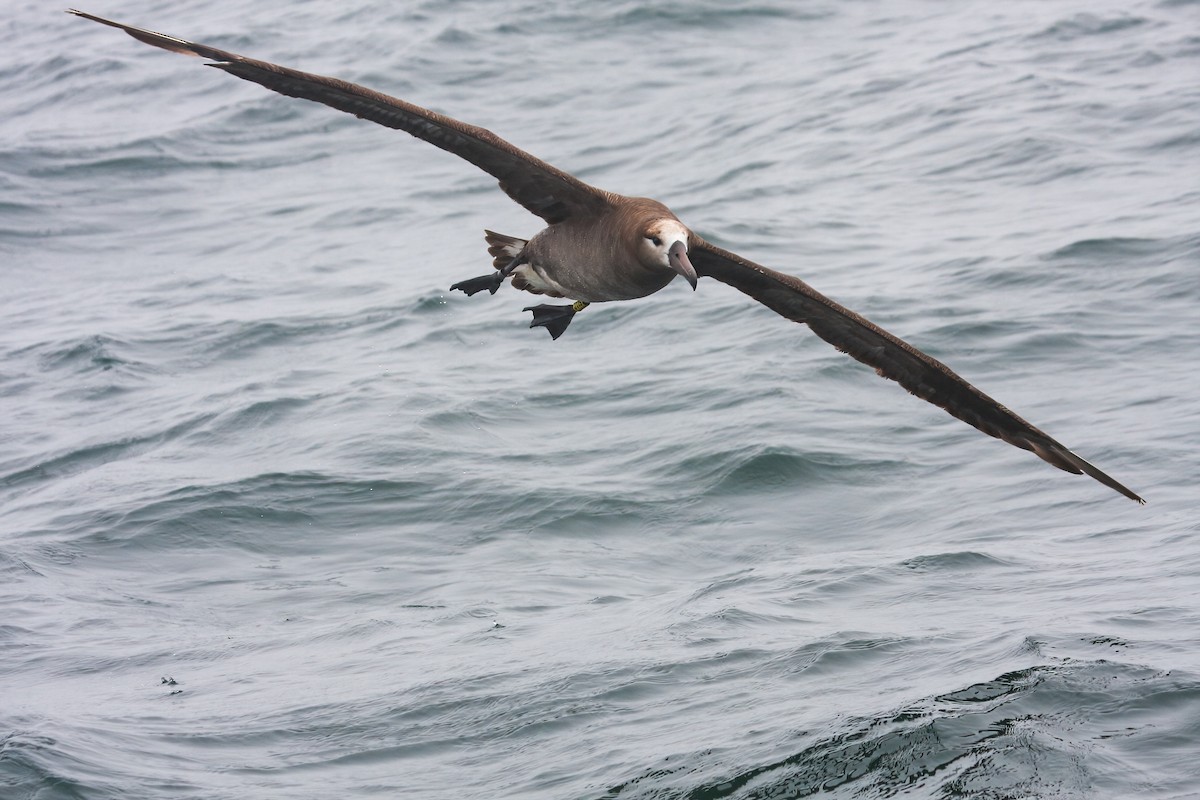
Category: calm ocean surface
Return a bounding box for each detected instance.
[3,1,1198,798]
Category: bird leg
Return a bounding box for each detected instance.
[525,300,589,340]
[450,253,523,296]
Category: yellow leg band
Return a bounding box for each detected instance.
[571,300,589,312]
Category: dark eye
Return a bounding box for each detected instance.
[648,236,662,247]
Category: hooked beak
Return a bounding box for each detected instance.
[668,240,697,290]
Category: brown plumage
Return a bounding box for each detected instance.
[67,9,1144,503]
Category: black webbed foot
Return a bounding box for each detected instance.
[524,301,588,340]
[450,273,503,296]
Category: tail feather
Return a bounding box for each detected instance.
[484,229,527,270]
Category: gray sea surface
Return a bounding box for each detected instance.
[3,1,1199,798]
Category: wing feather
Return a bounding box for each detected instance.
[67,9,610,224]
[690,238,1144,503]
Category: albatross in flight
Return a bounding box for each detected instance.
[68,10,1144,504]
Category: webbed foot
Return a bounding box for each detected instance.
[524,301,589,340]
[450,273,504,296]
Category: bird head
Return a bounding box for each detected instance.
[640,219,697,290]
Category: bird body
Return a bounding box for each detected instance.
[67,9,1144,503]
[499,199,692,302]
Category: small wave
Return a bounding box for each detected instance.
[169,316,355,364]
[899,550,1015,572]
[612,4,825,28]
[666,443,907,497]
[0,727,127,800]
[203,395,317,437]
[30,333,153,383]
[602,659,1197,799]
[0,413,214,496]
[71,472,431,553]
[1032,14,1148,41]
[1045,236,1166,262]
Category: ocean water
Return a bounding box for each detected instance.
[3,1,1198,797]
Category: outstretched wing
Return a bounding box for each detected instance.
[689,237,1144,503]
[67,9,611,224]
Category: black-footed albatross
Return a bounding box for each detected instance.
[67,10,1144,504]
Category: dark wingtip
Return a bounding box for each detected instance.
[1073,455,1144,505]
[1033,441,1144,504]
[67,9,221,59]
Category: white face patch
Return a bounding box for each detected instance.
[642,219,690,267]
